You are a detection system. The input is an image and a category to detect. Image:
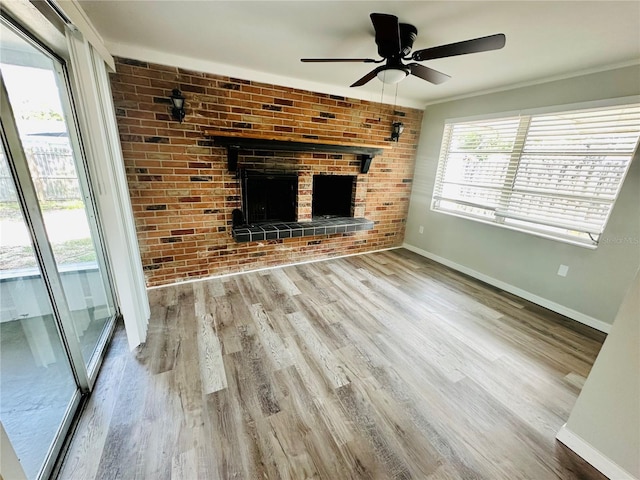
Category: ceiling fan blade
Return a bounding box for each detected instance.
[301,58,378,63]
[408,63,450,85]
[412,33,506,62]
[370,13,401,57]
[350,66,384,87]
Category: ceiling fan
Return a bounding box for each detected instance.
[301,13,506,87]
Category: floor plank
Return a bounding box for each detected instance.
[58,248,607,480]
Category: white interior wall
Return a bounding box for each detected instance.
[0,422,27,480]
[557,268,639,479]
[405,65,640,328]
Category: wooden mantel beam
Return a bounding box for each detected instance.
[204,131,391,174]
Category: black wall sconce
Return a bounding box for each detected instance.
[391,121,404,142]
[170,88,186,123]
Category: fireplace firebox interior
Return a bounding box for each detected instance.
[313,175,355,218]
[239,170,357,228]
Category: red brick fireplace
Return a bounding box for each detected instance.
[110,57,423,287]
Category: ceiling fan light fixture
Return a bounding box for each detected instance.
[376,68,408,84]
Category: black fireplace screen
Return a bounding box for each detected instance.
[241,170,297,224]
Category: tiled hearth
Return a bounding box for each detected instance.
[232,217,374,242]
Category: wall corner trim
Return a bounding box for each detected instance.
[57,0,115,70]
[556,424,638,480]
[401,243,612,334]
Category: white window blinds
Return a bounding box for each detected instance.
[432,103,640,247]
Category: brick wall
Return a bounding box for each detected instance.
[110,57,423,287]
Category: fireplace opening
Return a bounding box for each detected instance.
[312,175,355,218]
[241,170,297,224]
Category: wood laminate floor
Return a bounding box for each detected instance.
[58,249,607,480]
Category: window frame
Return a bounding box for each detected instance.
[431,96,640,249]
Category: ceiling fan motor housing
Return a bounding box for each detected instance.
[399,23,418,57]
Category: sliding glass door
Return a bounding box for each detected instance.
[0,17,117,480]
[0,139,80,480]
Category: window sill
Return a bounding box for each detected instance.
[431,207,598,249]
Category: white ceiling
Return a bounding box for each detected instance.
[77,1,640,108]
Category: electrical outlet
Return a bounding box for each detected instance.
[419,225,424,234]
[557,264,569,277]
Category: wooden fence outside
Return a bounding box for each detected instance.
[0,142,80,202]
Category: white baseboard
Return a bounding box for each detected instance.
[402,243,611,334]
[556,424,637,480]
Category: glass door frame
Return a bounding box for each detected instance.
[0,74,84,480]
[0,12,120,480]
[0,13,119,386]
[0,75,92,390]
[52,37,120,382]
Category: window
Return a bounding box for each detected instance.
[431,103,640,247]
